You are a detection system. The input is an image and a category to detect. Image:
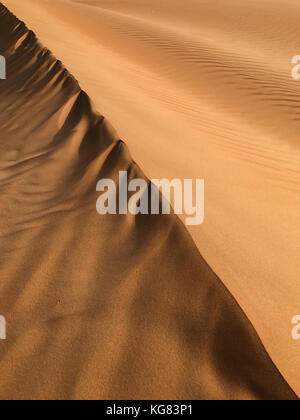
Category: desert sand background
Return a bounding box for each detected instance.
[1,0,299,399]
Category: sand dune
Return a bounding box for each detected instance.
[0,1,299,399]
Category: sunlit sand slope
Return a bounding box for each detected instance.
[3,0,300,395]
[0,4,297,400]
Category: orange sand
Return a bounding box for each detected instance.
[0,1,299,399]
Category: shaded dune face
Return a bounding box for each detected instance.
[0,4,297,400]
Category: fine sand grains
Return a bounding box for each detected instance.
[0,1,299,399]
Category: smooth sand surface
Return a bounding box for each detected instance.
[0,1,299,399]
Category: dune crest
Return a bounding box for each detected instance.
[0,3,297,400]
[3,0,300,393]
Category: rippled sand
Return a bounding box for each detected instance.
[0,0,299,399]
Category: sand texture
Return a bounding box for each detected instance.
[0,1,299,400]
